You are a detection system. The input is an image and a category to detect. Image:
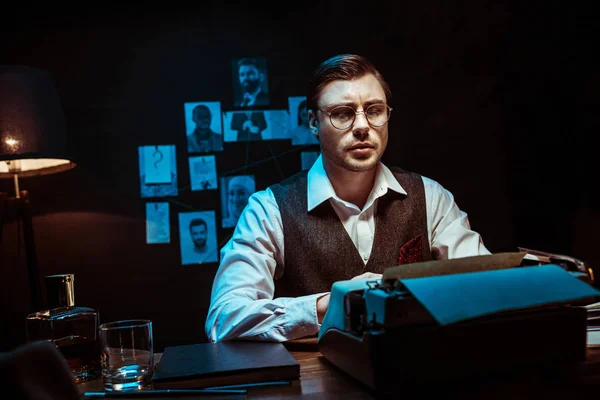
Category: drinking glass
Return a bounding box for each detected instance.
[99,319,154,391]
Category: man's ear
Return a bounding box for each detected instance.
[308,110,319,136]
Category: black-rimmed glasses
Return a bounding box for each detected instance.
[319,104,393,130]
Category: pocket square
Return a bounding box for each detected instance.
[398,234,423,265]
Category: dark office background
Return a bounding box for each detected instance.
[1,2,598,351]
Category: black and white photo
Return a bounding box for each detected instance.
[289,96,318,146]
[178,210,218,265]
[146,202,170,244]
[184,101,223,153]
[138,145,178,198]
[220,175,255,228]
[189,155,218,191]
[232,57,270,108]
[222,110,290,142]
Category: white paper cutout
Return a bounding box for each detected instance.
[146,202,170,244]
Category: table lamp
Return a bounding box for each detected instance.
[0,65,76,312]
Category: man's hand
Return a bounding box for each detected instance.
[242,120,260,134]
[316,272,382,324]
[351,272,383,280]
[248,123,260,134]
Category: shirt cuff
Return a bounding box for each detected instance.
[284,292,329,339]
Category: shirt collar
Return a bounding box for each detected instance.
[307,154,407,212]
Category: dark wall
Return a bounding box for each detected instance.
[1,3,598,352]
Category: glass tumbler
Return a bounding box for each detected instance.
[99,319,154,391]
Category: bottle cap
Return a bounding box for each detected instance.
[45,274,75,309]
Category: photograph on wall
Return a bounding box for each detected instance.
[178,210,218,265]
[220,175,256,229]
[288,96,318,146]
[146,202,170,244]
[138,145,178,198]
[189,155,218,191]
[301,151,320,171]
[231,57,270,108]
[222,110,290,142]
[184,101,224,153]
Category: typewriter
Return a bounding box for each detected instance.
[318,250,598,394]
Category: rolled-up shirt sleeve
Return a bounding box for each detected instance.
[205,189,325,342]
[424,177,491,260]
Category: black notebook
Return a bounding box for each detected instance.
[151,341,300,389]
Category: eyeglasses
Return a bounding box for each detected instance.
[319,104,393,130]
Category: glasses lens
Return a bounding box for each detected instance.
[365,104,391,127]
[329,106,355,130]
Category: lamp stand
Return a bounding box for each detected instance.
[0,182,43,312]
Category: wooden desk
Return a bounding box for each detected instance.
[78,344,600,399]
[77,346,370,399]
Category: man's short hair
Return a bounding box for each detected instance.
[237,57,262,72]
[192,104,211,117]
[189,218,207,231]
[307,54,391,113]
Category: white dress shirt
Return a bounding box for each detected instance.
[205,155,490,342]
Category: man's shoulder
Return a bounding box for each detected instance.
[255,90,269,105]
[384,165,450,196]
[386,165,424,185]
[386,165,451,197]
[269,170,308,189]
[186,134,200,151]
[267,171,308,202]
[387,165,420,177]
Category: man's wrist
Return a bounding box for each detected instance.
[316,293,330,324]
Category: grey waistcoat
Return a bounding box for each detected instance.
[269,167,432,298]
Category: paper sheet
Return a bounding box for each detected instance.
[400,264,600,326]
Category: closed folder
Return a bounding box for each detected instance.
[151,341,300,390]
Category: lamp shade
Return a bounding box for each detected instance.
[0,66,75,178]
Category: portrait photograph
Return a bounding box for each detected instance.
[189,155,218,191]
[146,202,170,244]
[288,96,319,146]
[222,110,290,142]
[220,175,256,229]
[184,101,224,153]
[231,57,270,108]
[178,210,218,265]
[138,144,178,198]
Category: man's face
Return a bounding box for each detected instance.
[193,109,212,131]
[228,184,250,219]
[238,65,262,93]
[308,74,388,174]
[190,224,207,249]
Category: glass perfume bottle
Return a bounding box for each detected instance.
[26,274,101,383]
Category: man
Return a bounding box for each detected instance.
[189,218,208,255]
[230,111,267,141]
[205,54,490,342]
[181,214,218,265]
[236,58,269,108]
[187,104,223,153]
